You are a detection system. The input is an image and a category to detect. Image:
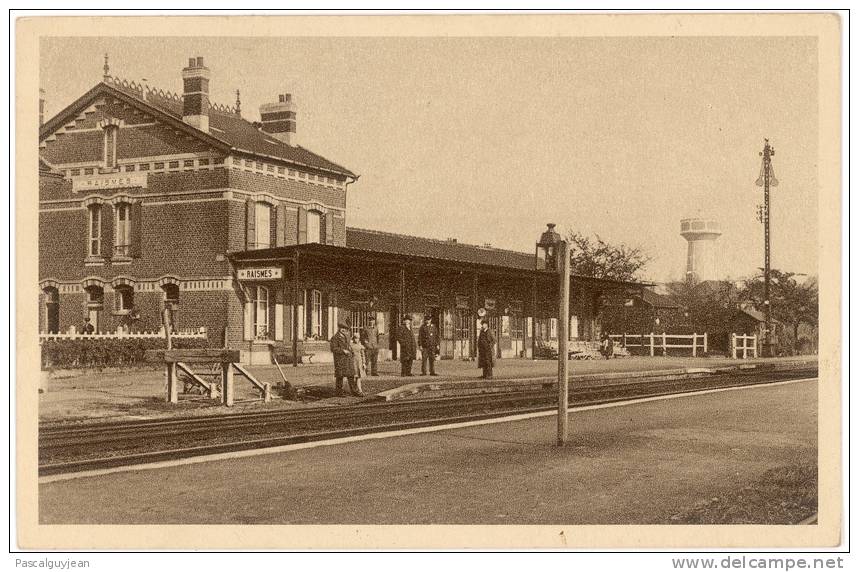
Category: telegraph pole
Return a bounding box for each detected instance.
[755,139,778,357]
[557,240,571,445]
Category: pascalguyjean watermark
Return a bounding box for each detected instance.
[15,559,90,569]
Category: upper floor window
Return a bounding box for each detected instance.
[103,125,118,170]
[255,202,271,249]
[88,205,102,257]
[307,210,322,244]
[115,202,132,257]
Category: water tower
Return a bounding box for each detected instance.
[680,218,722,282]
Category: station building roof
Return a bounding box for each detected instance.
[230,227,648,290]
[38,80,356,179]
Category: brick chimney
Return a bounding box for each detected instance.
[181,57,210,132]
[39,88,46,126]
[259,93,296,145]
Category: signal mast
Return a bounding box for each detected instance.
[755,139,778,357]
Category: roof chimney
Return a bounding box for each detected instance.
[259,93,296,145]
[181,56,210,132]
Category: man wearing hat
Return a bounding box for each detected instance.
[329,321,359,396]
[397,315,417,376]
[418,314,440,376]
[477,319,496,379]
[360,316,380,376]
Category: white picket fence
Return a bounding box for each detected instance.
[731,333,758,359]
[39,327,207,342]
[609,332,708,357]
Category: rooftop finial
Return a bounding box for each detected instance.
[235,89,241,116]
[103,53,110,82]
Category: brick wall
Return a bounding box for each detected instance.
[228,170,347,210]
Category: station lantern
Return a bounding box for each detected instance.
[535,223,562,272]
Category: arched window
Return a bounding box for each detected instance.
[254,202,272,249]
[114,202,132,256]
[87,205,102,257]
[43,287,59,334]
[114,285,135,313]
[103,124,118,170]
[253,286,269,339]
[306,210,322,244]
[85,285,104,332]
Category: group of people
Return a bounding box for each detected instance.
[328,316,382,397]
[328,314,499,395]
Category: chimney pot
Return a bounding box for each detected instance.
[188,58,195,67]
[196,56,204,67]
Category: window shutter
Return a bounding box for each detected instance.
[130,202,143,258]
[101,204,114,258]
[275,203,286,247]
[243,301,253,341]
[324,213,335,245]
[297,206,308,244]
[245,198,256,250]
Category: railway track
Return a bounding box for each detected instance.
[39,366,817,476]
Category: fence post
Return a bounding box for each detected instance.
[166,362,179,403]
[622,333,627,348]
[704,332,708,354]
[222,362,234,407]
[743,336,749,360]
[649,332,655,357]
[731,333,737,359]
[662,332,667,356]
[692,333,697,357]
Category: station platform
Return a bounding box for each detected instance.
[38,355,816,422]
[39,377,818,531]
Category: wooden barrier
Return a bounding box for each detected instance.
[144,349,270,406]
[610,333,708,357]
[731,333,758,359]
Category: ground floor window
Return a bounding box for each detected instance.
[307,289,323,339]
[253,285,270,339]
[454,309,470,341]
[43,287,59,334]
[350,308,372,337]
[511,315,524,339]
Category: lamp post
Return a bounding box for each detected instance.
[536,223,570,445]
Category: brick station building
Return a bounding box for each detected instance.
[39,56,644,364]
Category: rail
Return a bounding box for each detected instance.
[609,332,708,356]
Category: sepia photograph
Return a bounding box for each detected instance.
[14,12,843,551]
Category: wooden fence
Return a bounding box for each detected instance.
[609,332,708,357]
[730,333,758,359]
[39,327,207,342]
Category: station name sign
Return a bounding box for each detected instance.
[237,267,283,281]
[72,172,148,193]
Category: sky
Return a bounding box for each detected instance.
[40,36,819,283]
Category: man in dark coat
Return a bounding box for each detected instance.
[329,322,358,395]
[418,315,440,376]
[397,315,417,377]
[477,319,495,379]
[360,316,380,376]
